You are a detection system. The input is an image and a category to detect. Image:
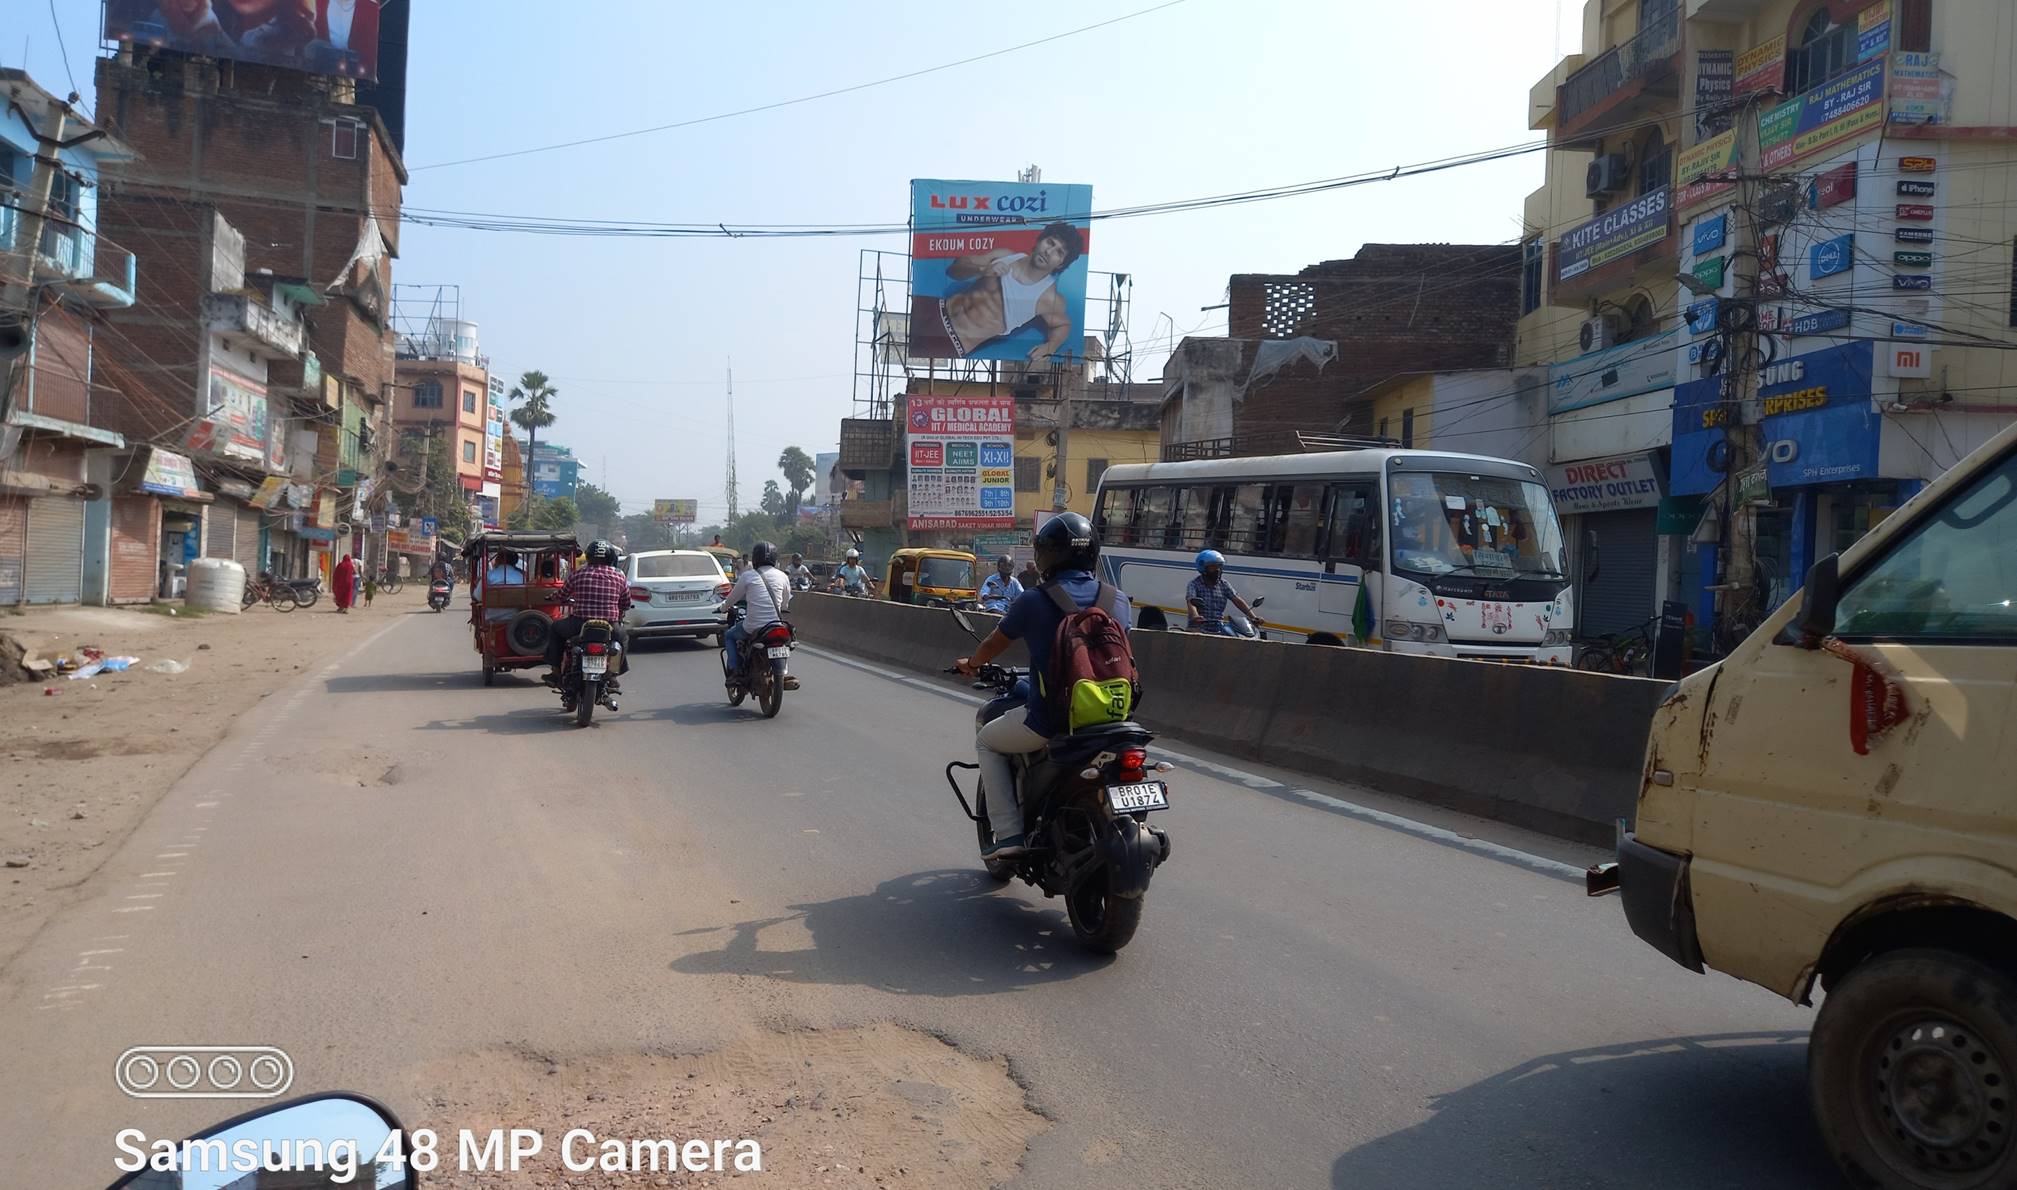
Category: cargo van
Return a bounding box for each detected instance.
[1593,420,2017,1188]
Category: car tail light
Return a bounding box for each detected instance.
[1115,747,1148,782]
[628,586,651,602]
[714,582,733,600]
[585,643,607,655]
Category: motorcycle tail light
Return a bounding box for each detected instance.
[584,643,607,655]
[1115,747,1148,781]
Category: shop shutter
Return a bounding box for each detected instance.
[25,497,85,604]
[235,503,262,568]
[204,505,233,557]
[109,498,160,602]
[1578,508,1659,639]
[0,497,25,604]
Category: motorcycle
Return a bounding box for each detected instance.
[426,577,453,612]
[107,1091,413,1188]
[1188,594,1269,640]
[281,577,322,608]
[556,618,622,727]
[719,604,793,718]
[944,613,1174,953]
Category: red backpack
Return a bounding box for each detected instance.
[1040,583,1139,733]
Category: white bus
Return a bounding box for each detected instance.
[1093,448,1580,663]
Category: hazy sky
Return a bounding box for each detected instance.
[28,0,1583,522]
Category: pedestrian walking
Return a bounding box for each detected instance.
[363,572,377,607]
[332,554,357,613]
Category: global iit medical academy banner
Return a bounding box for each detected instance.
[906,395,1014,531]
[909,180,1093,363]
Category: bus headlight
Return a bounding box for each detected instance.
[1384,619,1445,643]
[1542,628,1574,646]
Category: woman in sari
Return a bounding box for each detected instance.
[331,553,357,613]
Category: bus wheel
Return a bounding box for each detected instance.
[1138,607,1168,631]
[1306,633,1347,647]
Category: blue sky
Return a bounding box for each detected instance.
[25,0,1581,522]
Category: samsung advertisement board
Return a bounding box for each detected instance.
[106,0,384,82]
[1671,341,1879,495]
[908,180,1093,363]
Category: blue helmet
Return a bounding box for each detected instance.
[1195,549,1225,573]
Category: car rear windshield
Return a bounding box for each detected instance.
[635,554,719,579]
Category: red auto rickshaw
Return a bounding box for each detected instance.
[463,531,579,685]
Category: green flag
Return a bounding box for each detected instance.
[1351,581,1374,645]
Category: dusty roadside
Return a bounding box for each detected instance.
[0,593,423,969]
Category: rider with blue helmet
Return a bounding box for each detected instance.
[1186,549,1259,635]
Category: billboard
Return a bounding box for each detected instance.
[653,499,698,525]
[906,395,1015,531]
[483,377,505,483]
[105,0,383,82]
[908,180,1092,363]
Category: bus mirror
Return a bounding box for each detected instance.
[1582,528,1601,583]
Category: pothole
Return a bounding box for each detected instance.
[408,1022,1048,1187]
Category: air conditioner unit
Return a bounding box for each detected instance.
[1579,313,1625,353]
[1585,154,1631,198]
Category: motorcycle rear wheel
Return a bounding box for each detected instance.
[575,681,597,726]
[1066,873,1144,953]
[758,660,784,718]
[271,588,298,612]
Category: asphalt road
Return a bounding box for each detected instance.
[0,608,1835,1187]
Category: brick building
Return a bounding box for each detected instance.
[1160,244,1523,458]
[89,46,406,582]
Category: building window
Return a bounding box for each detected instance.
[1085,458,1109,490]
[1378,416,1391,442]
[412,380,443,409]
[462,389,478,413]
[1401,408,1416,449]
[1638,130,1671,195]
[1898,0,1932,52]
[1786,10,1858,95]
[1261,280,1316,338]
[462,440,477,464]
[1014,456,1040,492]
[330,119,361,160]
[1520,237,1544,314]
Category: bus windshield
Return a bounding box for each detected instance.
[1388,471,1567,579]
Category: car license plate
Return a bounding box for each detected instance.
[1106,782,1169,813]
[766,646,791,659]
[581,656,608,674]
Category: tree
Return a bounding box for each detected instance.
[759,480,787,522]
[528,495,578,532]
[508,370,558,508]
[575,481,619,534]
[778,446,816,510]
[619,512,674,552]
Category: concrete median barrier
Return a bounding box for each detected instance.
[789,592,1666,844]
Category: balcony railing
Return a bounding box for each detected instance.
[1559,3,1682,130]
[203,292,307,358]
[0,215,138,308]
[837,498,894,530]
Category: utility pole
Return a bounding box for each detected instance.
[724,361,739,517]
[1050,366,1072,513]
[0,95,78,450]
[1714,99,1772,647]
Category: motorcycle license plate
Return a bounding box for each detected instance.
[766,646,790,659]
[581,656,608,674]
[1106,782,1169,813]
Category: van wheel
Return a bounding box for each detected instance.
[1810,948,2017,1188]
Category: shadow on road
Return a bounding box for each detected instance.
[668,868,1112,995]
[414,706,580,734]
[1330,1031,1832,1189]
[325,671,492,693]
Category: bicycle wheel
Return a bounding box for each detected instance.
[271,587,299,612]
[1574,642,1614,671]
[382,574,403,594]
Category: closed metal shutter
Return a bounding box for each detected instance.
[235,503,262,568]
[1578,508,1658,638]
[109,498,159,602]
[204,505,232,557]
[0,497,24,604]
[25,497,85,604]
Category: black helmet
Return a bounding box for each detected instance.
[1033,511,1098,579]
[586,539,618,565]
[751,541,779,568]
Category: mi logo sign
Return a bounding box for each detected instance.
[1885,345,1934,379]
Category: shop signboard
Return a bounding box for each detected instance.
[905,394,1015,530]
[1675,132,1738,208]
[139,449,201,498]
[1759,59,1885,169]
[1810,234,1854,281]
[1694,50,1734,139]
[1733,35,1785,97]
[1545,453,1664,516]
[1790,308,1852,337]
[652,498,697,524]
[1897,180,1935,197]
[1557,186,1670,280]
[1547,329,1676,413]
[1857,0,1891,61]
[1671,342,1879,494]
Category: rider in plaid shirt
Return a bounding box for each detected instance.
[544,541,633,684]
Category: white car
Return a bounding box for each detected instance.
[623,550,731,643]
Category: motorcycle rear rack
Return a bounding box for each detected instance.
[944,761,982,823]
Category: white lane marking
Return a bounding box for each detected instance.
[154,853,188,859]
[112,905,156,913]
[800,643,1585,883]
[137,873,176,879]
[123,894,164,901]
[78,948,123,956]
[194,801,219,808]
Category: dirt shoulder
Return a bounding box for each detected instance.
[0,593,421,970]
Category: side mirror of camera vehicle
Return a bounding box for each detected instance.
[108,1093,409,1189]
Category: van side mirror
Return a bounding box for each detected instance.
[1582,528,1601,583]
[1787,553,1841,648]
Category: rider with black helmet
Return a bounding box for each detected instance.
[955,511,1131,858]
[544,539,633,686]
[722,540,798,690]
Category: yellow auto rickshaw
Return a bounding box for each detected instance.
[884,548,979,607]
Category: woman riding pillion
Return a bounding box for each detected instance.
[722,541,799,690]
[956,512,1131,859]
[1186,549,1260,635]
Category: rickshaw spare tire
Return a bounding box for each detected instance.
[506,610,554,656]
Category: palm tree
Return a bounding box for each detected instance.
[508,370,558,510]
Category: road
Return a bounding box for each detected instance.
[0,607,1834,1188]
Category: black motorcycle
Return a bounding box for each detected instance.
[719,605,793,718]
[944,623,1173,953]
[426,577,452,612]
[556,618,622,727]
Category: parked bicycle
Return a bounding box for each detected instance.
[241,574,300,612]
[1574,614,1658,676]
[376,569,404,594]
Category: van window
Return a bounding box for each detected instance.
[1833,452,2017,642]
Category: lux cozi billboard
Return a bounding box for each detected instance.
[908,180,1092,363]
[105,0,383,82]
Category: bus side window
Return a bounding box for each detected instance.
[1324,485,1379,569]
[1099,486,1136,545]
[1174,485,1212,550]
[1223,484,1265,553]
[1139,486,1175,549]
[1280,484,1322,557]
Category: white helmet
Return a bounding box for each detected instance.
[845,548,860,561]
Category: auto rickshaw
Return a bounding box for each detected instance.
[703,543,740,577]
[884,548,979,607]
[463,531,579,685]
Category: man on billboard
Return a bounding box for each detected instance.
[909,222,1085,362]
[107,0,379,79]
